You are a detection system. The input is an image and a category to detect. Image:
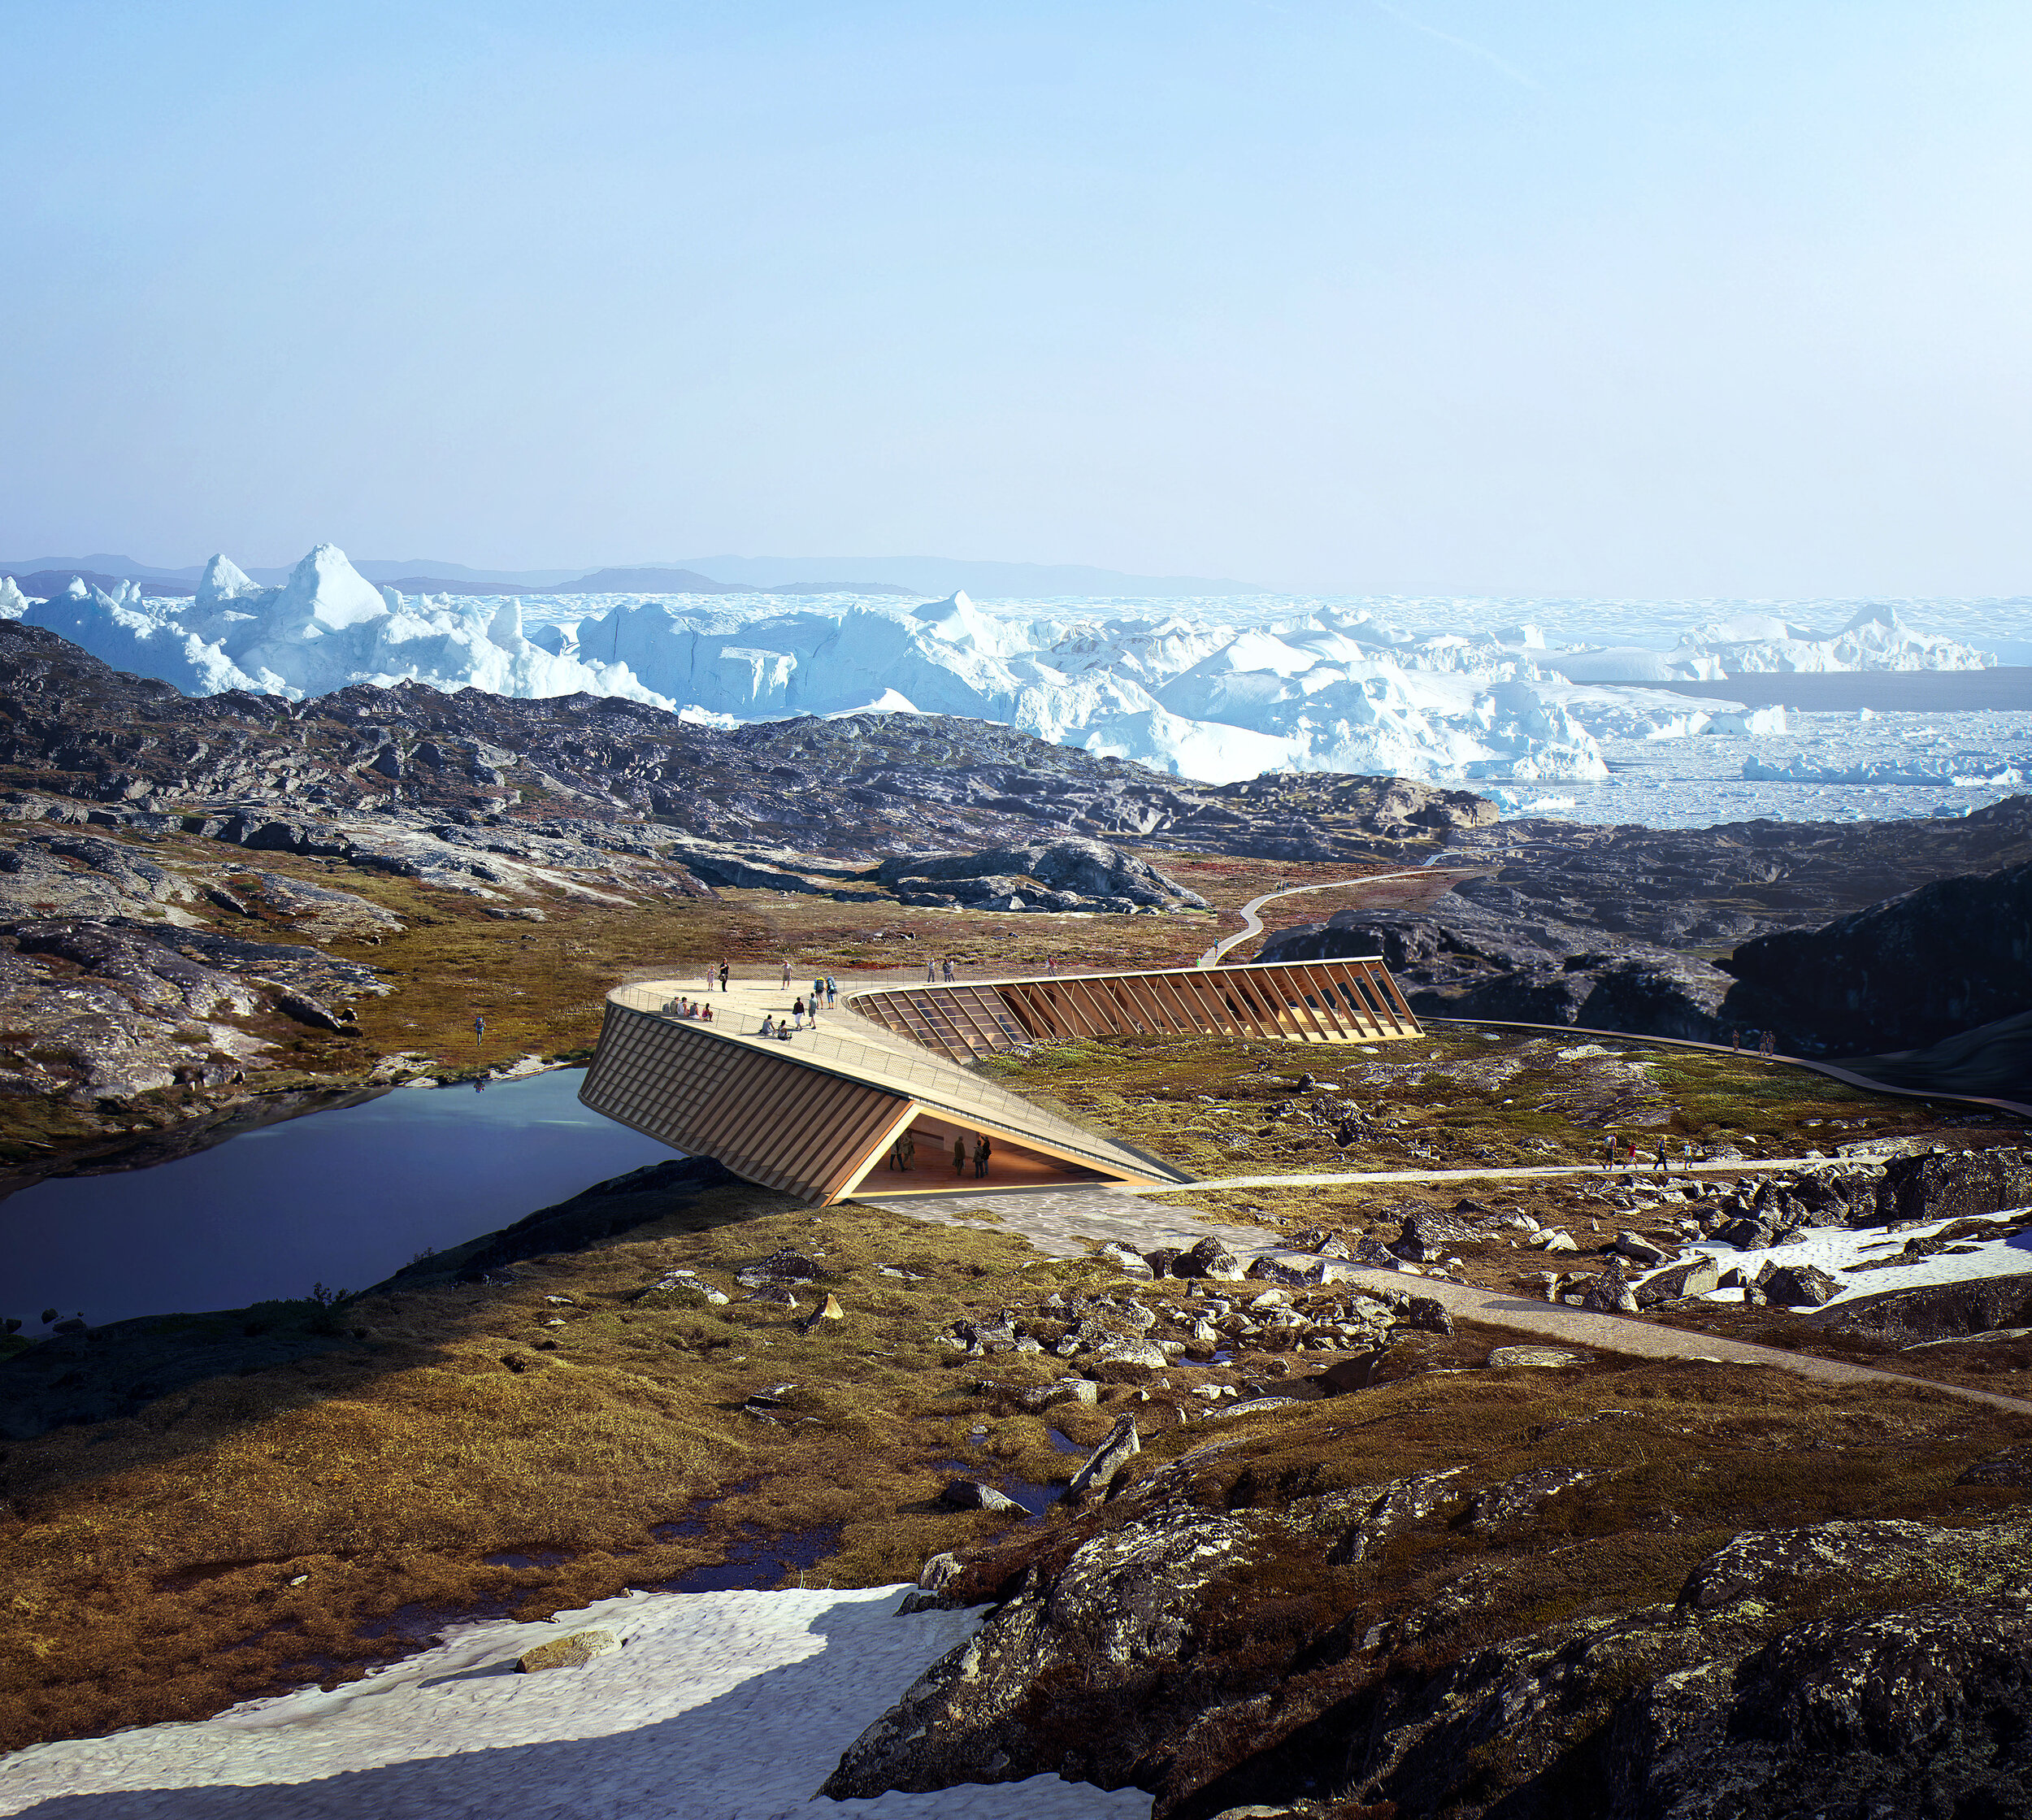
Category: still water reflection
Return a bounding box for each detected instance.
[0,1071,674,1328]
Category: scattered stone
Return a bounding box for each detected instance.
[1064,1413,1140,1502]
[896,1551,962,1614]
[1612,1230,1670,1266]
[1318,1352,1392,1394]
[795,1293,844,1335]
[1581,1274,1640,1314]
[939,1479,1022,1514]
[1759,1263,1840,1308]
[1088,1338,1170,1383]
[516,1628,620,1673]
[1402,1295,1453,1336]
[737,1248,820,1288]
[1636,1255,1721,1305]
[1174,1237,1246,1281]
[1005,1377,1098,1414]
[1487,1345,1584,1369]
[1095,1241,1153,1279]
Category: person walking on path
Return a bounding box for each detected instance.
[792,996,805,1031]
[474,1014,485,1053]
[719,962,730,993]
[1653,1138,1669,1179]
[953,1133,966,1178]
[1602,1133,1616,1172]
[1730,1028,1739,1053]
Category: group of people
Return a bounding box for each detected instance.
[1601,1133,1700,1176]
[923,957,962,984]
[662,997,716,1022]
[882,1127,994,1178]
[1730,1027,1779,1057]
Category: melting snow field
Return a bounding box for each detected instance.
[0,1584,1147,1820]
[1680,1209,2032,1310]
[6,547,2029,819]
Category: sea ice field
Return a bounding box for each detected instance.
[7,549,2029,825]
[0,1584,1148,1820]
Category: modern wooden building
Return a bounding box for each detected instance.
[579,957,1420,1205]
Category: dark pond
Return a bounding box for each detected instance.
[0,1070,675,1330]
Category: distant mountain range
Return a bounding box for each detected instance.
[0,554,1267,600]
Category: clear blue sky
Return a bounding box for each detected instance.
[4,1,2030,596]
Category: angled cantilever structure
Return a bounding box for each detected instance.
[580,957,1419,1205]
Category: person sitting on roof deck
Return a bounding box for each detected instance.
[758,1015,775,1038]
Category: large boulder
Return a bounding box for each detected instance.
[1876,1147,2032,1226]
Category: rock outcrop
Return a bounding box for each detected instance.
[1724,858,2032,1053]
[825,1463,2032,1820]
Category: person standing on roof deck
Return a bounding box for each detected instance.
[943,957,954,982]
[781,961,792,988]
[953,1133,966,1177]
[825,975,837,1006]
[926,958,936,984]
[792,997,805,1030]
[719,962,730,993]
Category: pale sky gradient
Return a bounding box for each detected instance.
[4,1,2030,596]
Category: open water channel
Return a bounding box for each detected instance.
[0,1071,674,1331]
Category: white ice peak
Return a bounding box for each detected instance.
[10,551,2004,788]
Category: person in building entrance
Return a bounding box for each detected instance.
[952,1133,966,1177]
[974,1133,992,1179]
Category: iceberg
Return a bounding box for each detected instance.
[23,553,2005,793]
[24,545,666,708]
[1548,604,1995,682]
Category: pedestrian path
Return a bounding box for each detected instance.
[1197,868,1476,966]
[852,1183,2032,1418]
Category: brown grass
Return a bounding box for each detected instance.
[0,1184,1159,1751]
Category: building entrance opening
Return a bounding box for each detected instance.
[857,1114,1111,1195]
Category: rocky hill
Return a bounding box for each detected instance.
[0,621,1487,861]
[1264,803,2032,1075]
